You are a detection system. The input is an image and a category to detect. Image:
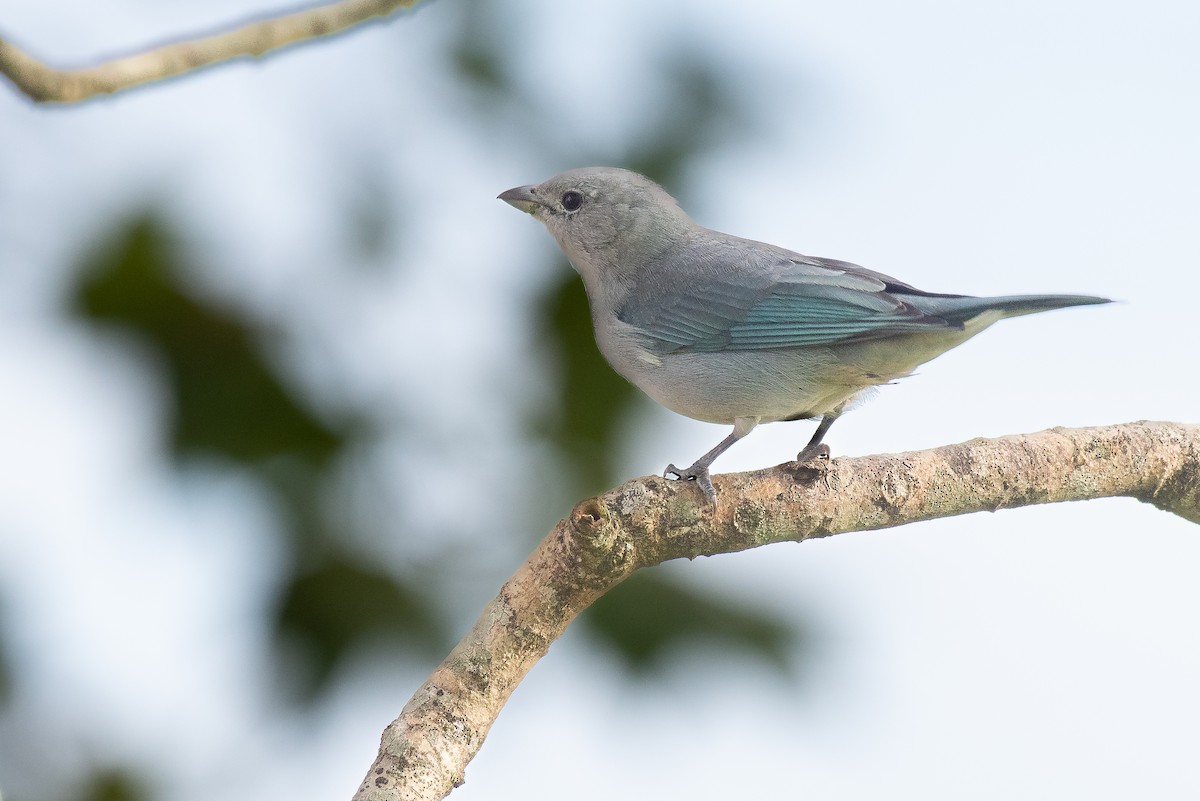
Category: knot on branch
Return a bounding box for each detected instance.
[1147,431,1200,523]
[557,496,636,583]
[570,497,608,534]
[779,458,830,486]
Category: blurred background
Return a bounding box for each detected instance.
[1,1,1198,799]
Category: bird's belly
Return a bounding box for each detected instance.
[625,348,864,425]
[598,315,988,426]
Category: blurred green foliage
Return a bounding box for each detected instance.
[71,215,447,702]
[75,218,343,466]
[0,600,9,707]
[449,0,513,98]
[77,768,150,801]
[2,10,815,800]
[586,571,798,673]
[536,275,639,492]
[276,556,445,694]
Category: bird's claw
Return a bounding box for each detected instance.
[796,442,831,463]
[664,462,717,504]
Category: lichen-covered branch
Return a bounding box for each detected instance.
[0,0,425,104]
[354,421,1199,801]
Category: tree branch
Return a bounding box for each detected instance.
[0,0,425,104]
[354,421,1199,801]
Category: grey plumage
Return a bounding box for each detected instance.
[500,167,1109,501]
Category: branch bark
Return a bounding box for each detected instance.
[0,0,425,104]
[352,421,1200,800]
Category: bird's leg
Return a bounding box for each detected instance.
[664,433,737,500]
[796,408,843,462]
[665,417,758,503]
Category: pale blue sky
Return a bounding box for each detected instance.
[1,1,1198,799]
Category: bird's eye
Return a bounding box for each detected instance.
[561,191,583,212]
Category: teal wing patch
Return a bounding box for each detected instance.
[621,260,959,354]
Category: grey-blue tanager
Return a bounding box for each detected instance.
[500,167,1109,500]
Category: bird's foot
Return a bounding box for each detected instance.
[664,462,717,504]
[796,442,831,463]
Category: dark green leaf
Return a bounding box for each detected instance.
[77,768,151,801]
[274,557,446,699]
[448,0,514,97]
[72,214,344,466]
[581,571,801,676]
[534,272,646,494]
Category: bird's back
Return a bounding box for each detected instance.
[599,230,1109,424]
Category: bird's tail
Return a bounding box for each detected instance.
[915,293,1112,324]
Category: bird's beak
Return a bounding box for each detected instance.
[497,184,543,215]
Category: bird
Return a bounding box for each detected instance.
[499,167,1110,502]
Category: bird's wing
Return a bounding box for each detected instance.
[619,249,963,354]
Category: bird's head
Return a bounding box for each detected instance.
[499,167,694,283]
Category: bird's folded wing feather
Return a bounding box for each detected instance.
[619,252,962,354]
